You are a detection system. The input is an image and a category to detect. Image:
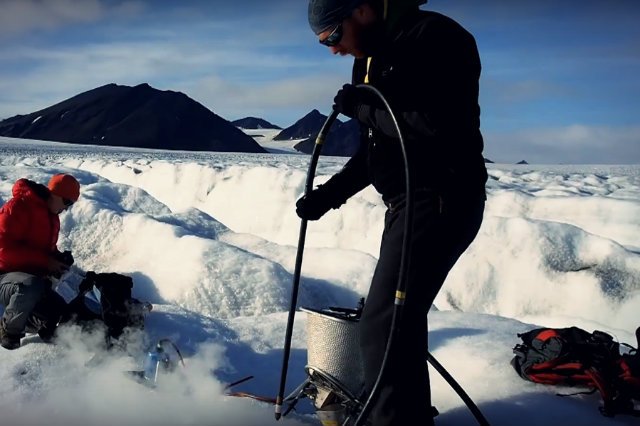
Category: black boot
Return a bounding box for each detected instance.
[27,316,58,343]
[37,326,57,343]
[0,321,22,350]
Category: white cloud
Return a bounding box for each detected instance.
[183,72,349,123]
[0,0,147,38]
[485,124,640,164]
[0,0,105,37]
[483,77,572,103]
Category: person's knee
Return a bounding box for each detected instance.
[18,276,48,301]
[359,314,386,352]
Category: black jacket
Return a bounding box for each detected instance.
[323,9,488,205]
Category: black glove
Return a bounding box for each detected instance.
[55,250,74,267]
[296,185,340,221]
[78,271,97,294]
[333,84,364,119]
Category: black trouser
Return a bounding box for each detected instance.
[0,272,67,336]
[360,192,485,426]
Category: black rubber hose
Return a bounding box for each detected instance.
[275,109,340,420]
[352,84,490,426]
[352,84,413,426]
[427,352,491,426]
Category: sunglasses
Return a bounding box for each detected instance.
[319,23,343,47]
[63,198,74,207]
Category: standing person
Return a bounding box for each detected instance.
[0,173,80,350]
[298,0,487,424]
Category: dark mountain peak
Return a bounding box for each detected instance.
[303,109,329,122]
[0,83,266,153]
[273,109,333,141]
[517,160,529,165]
[232,117,282,130]
[133,82,152,90]
[293,118,360,157]
[484,158,494,163]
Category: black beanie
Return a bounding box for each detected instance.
[308,0,367,34]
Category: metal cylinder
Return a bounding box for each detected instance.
[302,307,365,397]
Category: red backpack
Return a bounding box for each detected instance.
[511,326,640,417]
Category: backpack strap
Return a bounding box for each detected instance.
[618,330,640,401]
[595,327,640,417]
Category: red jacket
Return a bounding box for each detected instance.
[0,179,60,274]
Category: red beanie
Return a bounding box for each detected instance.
[48,174,80,202]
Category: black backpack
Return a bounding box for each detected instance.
[511,326,640,417]
[66,271,150,340]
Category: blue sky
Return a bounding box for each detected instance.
[0,0,639,164]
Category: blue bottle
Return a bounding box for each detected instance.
[143,343,164,384]
[142,340,178,386]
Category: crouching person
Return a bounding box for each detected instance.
[0,174,80,350]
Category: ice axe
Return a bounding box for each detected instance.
[275,108,340,420]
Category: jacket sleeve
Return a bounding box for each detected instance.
[0,200,50,272]
[319,129,371,207]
